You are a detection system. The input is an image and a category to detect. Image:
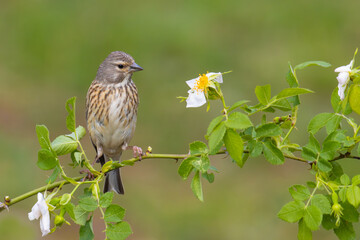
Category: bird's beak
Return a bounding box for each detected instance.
[130,62,143,72]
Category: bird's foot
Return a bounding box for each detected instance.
[123,145,143,160]
[80,169,95,181]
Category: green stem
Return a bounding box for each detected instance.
[281,106,298,145]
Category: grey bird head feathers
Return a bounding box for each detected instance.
[95,51,143,83]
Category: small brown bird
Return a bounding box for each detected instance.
[86,51,143,194]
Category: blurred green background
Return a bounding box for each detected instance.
[1,0,360,239]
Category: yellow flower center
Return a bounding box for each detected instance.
[193,74,209,92]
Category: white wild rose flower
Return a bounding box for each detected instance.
[28,192,51,237]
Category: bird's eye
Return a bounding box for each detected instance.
[118,64,124,69]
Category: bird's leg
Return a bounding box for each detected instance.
[122,144,143,159]
[94,146,104,165]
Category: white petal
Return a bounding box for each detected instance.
[349,60,354,68]
[206,72,223,83]
[186,90,206,108]
[28,204,41,220]
[186,78,199,89]
[338,83,346,100]
[335,60,353,72]
[336,72,349,85]
[40,211,51,236]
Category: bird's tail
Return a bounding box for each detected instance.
[101,154,124,195]
[104,168,124,194]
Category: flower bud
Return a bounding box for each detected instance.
[54,215,65,227]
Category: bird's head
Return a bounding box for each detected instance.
[96,51,143,83]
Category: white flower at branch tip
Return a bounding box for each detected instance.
[185,72,223,108]
[28,192,51,237]
[334,60,353,100]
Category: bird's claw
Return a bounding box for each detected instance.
[132,146,143,160]
[80,169,95,181]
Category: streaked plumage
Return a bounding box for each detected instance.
[86,51,142,194]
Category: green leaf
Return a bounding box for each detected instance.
[311,194,331,215]
[60,193,71,206]
[104,204,125,223]
[294,61,331,70]
[202,172,214,183]
[262,140,284,165]
[334,221,356,240]
[79,197,98,212]
[71,151,83,165]
[36,125,51,149]
[67,126,86,140]
[178,157,196,180]
[207,115,224,136]
[346,185,360,208]
[74,205,88,225]
[79,217,94,240]
[189,141,208,155]
[307,113,336,134]
[340,174,351,185]
[256,123,282,138]
[275,88,313,100]
[277,201,305,222]
[331,88,341,112]
[51,135,78,156]
[303,205,322,231]
[308,133,321,153]
[225,112,253,130]
[298,218,312,240]
[339,188,347,202]
[349,84,360,115]
[106,222,132,240]
[66,97,76,132]
[320,141,341,161]
[192,156,210,173]
[286,63,298,88]
[351,175,360,186]
[317,158,333,173]
[301,147,317,162]
[191,171,203,202]
[322,214,337,230]
[223,129,244,167]
[228,100,250,112]
[271,99,292,111]
[255,84,271,105]
[208,122,226,154]
[341,201,359,223]
[46,165,61,183]
[37,149,57,170]
[100,192,114,208]
[326,114,341,134]
[289,185,310,201]
[64,203,75,221]
[249,140,263,157]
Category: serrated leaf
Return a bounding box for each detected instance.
[191,171,203,202]
[294,61,331,70]
[349,84,360,115]
[326,114,341,134]
[60,193,71,206]
[286,64,298,88]
[331,87,341,112]
[271,98,292,111]
[262,140,284,165]
[317,158,333,173]
[66,97,76,132]
[202,172,214,183]
[311,194,331,215]
[100,192,114,208]
[308,133,321,153]
[67,126,86,140]
[298,218,312,240]
[228,100,249,112]
[207,115,224,136]
[255,85,271,105]
[249,141,263,157]
[79,217,94,240]
[322,214,337,230]
[51,135,78,156]
[178,157,197,180]
[303,205,322,231]
[223,129,244,167]
[289,185,310,201]
[189,141,208,155]
[104,204,125,223]
[334,221,356,240]
[46,165,61,183]
[225,112,252,130]
[74,205,88,225]
[339,188,347,202]
[277,201,305,222]
[37,149,57,170]
[256,123,282,138]
[208,122,226,154]
[275,88,313,100]
[341,201,359,223]
[346,185,360,208]
[321,141,341,161]
[64,203,75,221]
[307,113,335,134]
[191,156,210,173]
[351,175,360,186]
[36,125,51,149]
[340,174,350,185]
[79,197,98,212]
[106,222,132,240]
